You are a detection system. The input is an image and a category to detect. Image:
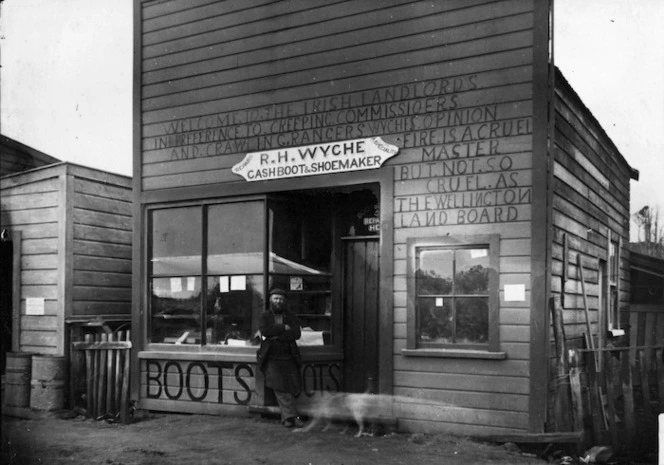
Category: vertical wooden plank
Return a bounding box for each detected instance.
[645,311,657,369]
[601,352,618,448]
[569,349,584,432]
[551,297,571,431]
[115,330,124,415]
[586,354,604,444]
[621,348,635,446]
[120,330,131,424]
[97,333,108,417]
[92,333,101,418]
[84,333,93,417]
[579,255,598,369]
[656,348,663,415]
[106,333,115,415]
[638,350,652,419]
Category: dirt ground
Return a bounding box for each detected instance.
[1,410,555,465]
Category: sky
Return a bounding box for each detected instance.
[1,0,663,234]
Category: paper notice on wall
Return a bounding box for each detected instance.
[290,276,303,291]
[26,297,45,315]
[504,284,526,302]
[230,275,246,291]
[170,277,182,293]
[435,297,444,307]
[219,276,230,293]
[186,277,196,291]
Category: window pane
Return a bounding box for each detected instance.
[206,275,264,346]
[416,249,453,295]
[455,297,489,343]
[208,202,264,274]
[268,276,332,346]
[152,207,202,275]
[455,248,489,295]
[150,277,201,344]
[417,297,453,343]
[269,200,331,274]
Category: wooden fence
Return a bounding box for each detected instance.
[569,344,663,453]
[72,330,131,423]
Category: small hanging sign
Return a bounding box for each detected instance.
[232,137,399,182]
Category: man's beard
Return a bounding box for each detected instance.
[271,302,284,313]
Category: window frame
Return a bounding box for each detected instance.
[405,234,502,356]
[146,197,268,351]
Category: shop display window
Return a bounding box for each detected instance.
[147,186,379,349]
[150,207,202,344]
[407,235,499,351]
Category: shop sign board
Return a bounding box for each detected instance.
[232,137,398,182]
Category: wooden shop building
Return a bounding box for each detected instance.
[132,0,639,436]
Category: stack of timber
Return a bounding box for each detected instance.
[72,331,131,423]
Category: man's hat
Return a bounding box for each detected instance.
[269,288,287,297]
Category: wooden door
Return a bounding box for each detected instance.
[342,238,379,393]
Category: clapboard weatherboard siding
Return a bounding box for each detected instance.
[71,171,133,319]
[1,163,132,356]
[1,170,61,354]
[139,0,534,192]
[548,67,636,430]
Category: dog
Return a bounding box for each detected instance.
[294,391,393,437]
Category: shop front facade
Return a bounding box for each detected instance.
[132,0,637,436]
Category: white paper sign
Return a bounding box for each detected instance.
[170,277,182,293]
[219,276,230,293]
[187,277,196,291]
[435,297,444,307]
[504,284,526,302]
[230,275,247,291]
[26,297,45,315]
[290,276,303,291]
[232,137,399,182]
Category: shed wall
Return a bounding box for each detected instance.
[1,171,63,354]
[70,172,133,319]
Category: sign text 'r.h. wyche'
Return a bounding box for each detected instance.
[232,137,399,182]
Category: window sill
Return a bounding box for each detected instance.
[401,348,507,360]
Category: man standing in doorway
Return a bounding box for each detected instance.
[257,288,304,427]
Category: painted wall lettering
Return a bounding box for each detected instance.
[301,362,342,397]
[145,360,253,405]
[145,75,487,163]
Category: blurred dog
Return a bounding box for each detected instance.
[294,391,392,437]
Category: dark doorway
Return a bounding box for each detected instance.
[342,237,379,393]
[0,238,13,374]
